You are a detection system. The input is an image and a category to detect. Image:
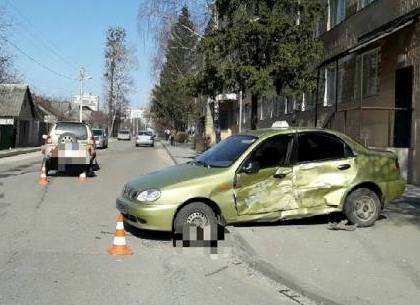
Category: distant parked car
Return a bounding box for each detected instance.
[117,130,131,141]
[136,131,154,147]
[92,128,108,149]
[41,121,96,174]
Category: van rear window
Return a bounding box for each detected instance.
[55,123,88,140]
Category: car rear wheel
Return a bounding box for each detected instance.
[174,202,217,234]
[344,188,381,227]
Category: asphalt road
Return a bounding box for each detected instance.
[0,140,304,305]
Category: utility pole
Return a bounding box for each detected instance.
[79,66,85,123]
[79,66,92,123]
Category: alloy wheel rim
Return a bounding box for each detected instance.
[186,212,208,228]
[353,196,376,221]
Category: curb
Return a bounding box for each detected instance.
[229,226,345,305]
[0,147,40,159]
[160,140,180,165]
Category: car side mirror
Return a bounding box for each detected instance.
[273,167,292,179]
[42,134,48,140]
[243,161,260,174]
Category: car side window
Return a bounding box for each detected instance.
[250,135,293,169]
[297,133,349,163]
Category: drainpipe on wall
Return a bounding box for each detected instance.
[314,68,320,127]
[238,90,243,133]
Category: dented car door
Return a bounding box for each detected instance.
[234,134,298,215]
[293,132,357,208]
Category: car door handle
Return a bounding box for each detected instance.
[337,164,351,170]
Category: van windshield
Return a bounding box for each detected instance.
[93,129,103,136]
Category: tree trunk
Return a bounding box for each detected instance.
[251,94,258,130]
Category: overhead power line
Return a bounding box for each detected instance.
[5,0,79,70]
[4,38,77,81]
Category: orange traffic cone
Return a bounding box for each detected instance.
[107,214,133,256]
[79,171,87,182]
[38,165,48,185]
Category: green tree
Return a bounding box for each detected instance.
[193,0,323,129]
[150,6,199,131]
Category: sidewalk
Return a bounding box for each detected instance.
[160,140,197,164]
[0,146,40,159]
[161,141,420,305]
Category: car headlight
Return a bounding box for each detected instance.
[136,189,161,202]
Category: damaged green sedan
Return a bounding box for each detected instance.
[116,127,405,232]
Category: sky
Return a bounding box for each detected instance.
[1,0,154,109]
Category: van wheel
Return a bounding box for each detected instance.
[174,202,217,234]
[344,188,381,227]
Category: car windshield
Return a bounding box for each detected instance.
[54,122,88,140]
[138,131,152,136]
[195,135,257,168]
[93,129,103,136]
[119,130,129,134]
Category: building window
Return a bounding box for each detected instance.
[243,104,249,124]
[259,98,264,121]
[303,92,315,111]
[362,48,380,97]
[285,97,295,114]
[330,0,346,28]
[358,0,376,10]
[324,65,336,106]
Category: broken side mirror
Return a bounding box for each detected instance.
[243,161,260,174]
[273,167,292,179]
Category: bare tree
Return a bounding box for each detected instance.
[0,8,19,83]
[103,27,136,136]
[137,0,213,78]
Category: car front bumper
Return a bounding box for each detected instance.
[116,196,176,231]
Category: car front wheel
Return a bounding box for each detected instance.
[173,202,217,234]
[344,188,381,227]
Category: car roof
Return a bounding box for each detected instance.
[242,127,330,138]
[242,127,369,154]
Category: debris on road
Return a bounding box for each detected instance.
[327,220,358,231]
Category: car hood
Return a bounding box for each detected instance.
[127,163,224,190]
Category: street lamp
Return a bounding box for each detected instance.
[79,66,93,123]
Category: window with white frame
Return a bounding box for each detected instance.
[329,0,346,28]
[285,97,295,114]
[259,98,264,121]
[324,64,336,106]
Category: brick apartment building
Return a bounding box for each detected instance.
[206,0,420,185]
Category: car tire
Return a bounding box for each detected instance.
[344,188,381,227]
[173,202,217,234]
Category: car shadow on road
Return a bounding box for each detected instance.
[124,221,173,241]
[232,212,348,229]
[384,196,420,229]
